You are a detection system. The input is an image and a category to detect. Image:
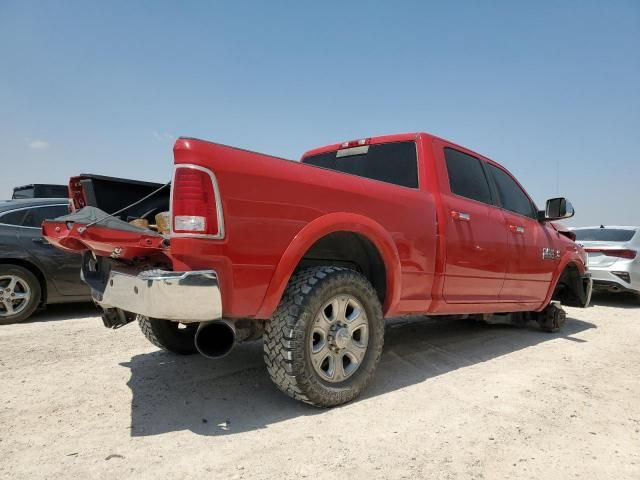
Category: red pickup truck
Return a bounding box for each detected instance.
[43,132,592,407]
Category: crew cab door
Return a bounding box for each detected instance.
[436,144,508,303]
[485,163,556,302]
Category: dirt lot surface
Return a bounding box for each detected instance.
[1,295,639,480]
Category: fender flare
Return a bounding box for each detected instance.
[255,212,401,318]
[538,253,586,311]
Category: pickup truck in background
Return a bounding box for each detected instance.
[42,132,592,406]
[12,184,68,199]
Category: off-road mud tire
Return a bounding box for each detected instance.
[263,266,384,407]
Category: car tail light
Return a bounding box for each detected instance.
[584,248,636,259]
[172,166,223,238]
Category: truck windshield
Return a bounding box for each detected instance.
[574,228,636,242]
[303,141,418,188]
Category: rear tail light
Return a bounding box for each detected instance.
[174,215,206,232]
[68,176,85,212]
[584,248,636,259]
[172,166,224,238]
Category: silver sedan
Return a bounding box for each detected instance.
[572,226,639,300]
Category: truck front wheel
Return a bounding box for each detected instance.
[137,315,198,355]
[263,266,384,407]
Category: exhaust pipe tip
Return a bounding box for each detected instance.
[195,320,236,359]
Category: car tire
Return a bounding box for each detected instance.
[263,266,384,407]
[0,264,41,325]
[137,315,198,355]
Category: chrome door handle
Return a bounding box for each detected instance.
[509,225,525,234]
[451,211,471,221]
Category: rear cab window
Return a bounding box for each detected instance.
[303,141,418,188]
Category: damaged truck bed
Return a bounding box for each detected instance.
[42,133,592,407]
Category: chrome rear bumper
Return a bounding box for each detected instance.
[90,268,222,322]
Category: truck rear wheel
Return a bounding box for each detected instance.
[263,266,384,407]
[137,315,198,355]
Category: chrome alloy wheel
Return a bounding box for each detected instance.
[0,275,32,318]
[310,294,369,383]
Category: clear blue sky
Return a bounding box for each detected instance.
[1,0,638,226]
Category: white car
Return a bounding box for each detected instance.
[572,226,639,300]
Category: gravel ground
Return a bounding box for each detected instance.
[1,294,639,480]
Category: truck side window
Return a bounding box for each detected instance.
[487,164,536,218]
[444,148,492,205]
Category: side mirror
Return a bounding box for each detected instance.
[540,197,575,221]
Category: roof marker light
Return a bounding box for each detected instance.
[339,138,371,149]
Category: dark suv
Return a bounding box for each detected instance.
[0,199,91,324]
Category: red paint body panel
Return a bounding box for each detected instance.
[43,132,587,320]
[171,136,437,318]
[43,221,167,260]
[499,211,557,301]
[431,139,509,303]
